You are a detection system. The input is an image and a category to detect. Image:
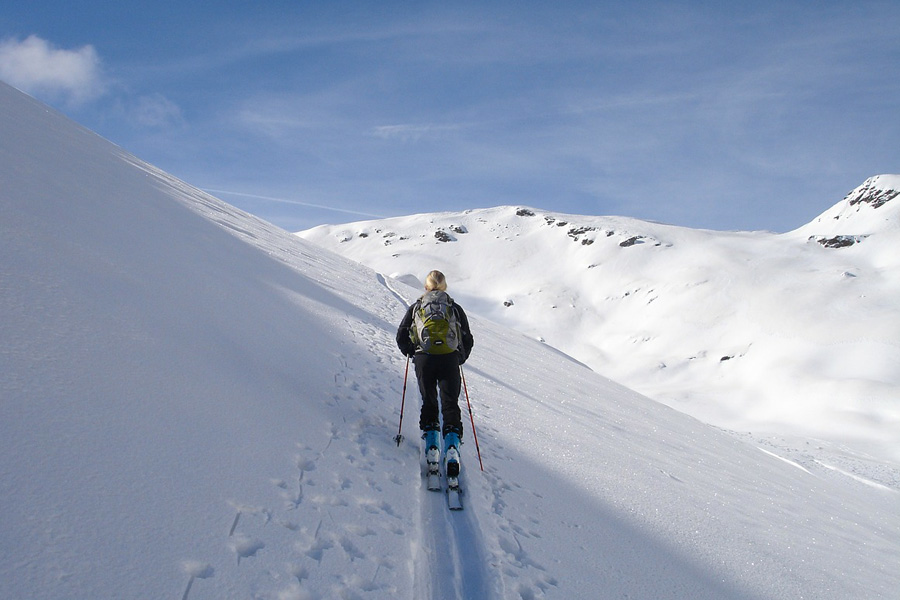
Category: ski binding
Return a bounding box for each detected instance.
[425,446,442,492]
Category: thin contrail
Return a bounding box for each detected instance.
[203,188,385,219]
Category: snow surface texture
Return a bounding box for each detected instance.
[299,179,900,476]
[2,81,899,599]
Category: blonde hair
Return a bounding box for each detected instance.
[424,270,447,291]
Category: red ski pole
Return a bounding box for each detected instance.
[460,366,484,471]
[394,356,410,447]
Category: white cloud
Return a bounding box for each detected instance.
[0,35,104,105]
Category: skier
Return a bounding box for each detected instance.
[396,270,474,487]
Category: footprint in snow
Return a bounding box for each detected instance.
[340,535,367,561]
[302,536,334,563]
[229,534,265,564]
[344,523,377,538]
[179,561,214,600]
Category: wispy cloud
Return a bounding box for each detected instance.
[128,93,185,128]
[203,189,385,219]
[235,107,323,138]
[372,123,462,142]
[0,35,104,105]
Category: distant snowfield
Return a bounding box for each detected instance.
[299,179,900,472]
[2,81,899,599]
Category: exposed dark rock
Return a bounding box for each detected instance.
[450,225,468,234]
[846,184,899,209]
[814,235,865,248]
[516,208,535,217]
[567,226,596,243]
[434,230,455,242]
[619,236,645,247]
[568,226,595,236]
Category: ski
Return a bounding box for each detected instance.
[445,442,463,510]
[426,460,442,492]
[424,431,442,492]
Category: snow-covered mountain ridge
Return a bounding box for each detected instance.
[3,80,900,599]
[796,174,900,238]
[299,177,900,467]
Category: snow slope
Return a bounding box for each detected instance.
[2,81,900,599]
[298,181,900,471]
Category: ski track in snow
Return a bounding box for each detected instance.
[377,272,414,307]
[415,452,497,600]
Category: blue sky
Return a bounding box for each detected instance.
[2,1,898,232]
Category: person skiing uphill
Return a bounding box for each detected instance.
[396,270,474,483]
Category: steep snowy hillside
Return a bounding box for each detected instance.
[3,81,900,600]
[298,180,900,470]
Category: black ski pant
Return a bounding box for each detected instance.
[413,352,462,436]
